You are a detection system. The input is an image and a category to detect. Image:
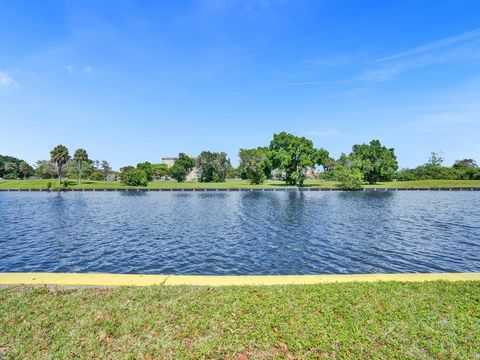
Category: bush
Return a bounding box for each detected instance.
[4,173,18,180]
[52,180,68,191]
[121,169,148,187]
[89,170,104,181]
[46,181,53,189]
[335,167,363,190]
[317,170,337,181]
[395,169,417,181]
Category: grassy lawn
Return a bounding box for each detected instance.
[1,178,480,189]
[1,281,479,358]
[0,179,339,189]
[365,179,480,188]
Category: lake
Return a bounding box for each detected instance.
[0,191,479,275]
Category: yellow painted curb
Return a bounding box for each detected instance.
[0,272,479,287]
[0,273,169,287]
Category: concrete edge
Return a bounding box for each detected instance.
[0,272,479,287]
[1,187,480,192]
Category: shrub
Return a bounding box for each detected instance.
[335,167,363,190]
[121,169,148,187]
[317,170,337,181]
[52,180,68,191]
[89,170,104,181]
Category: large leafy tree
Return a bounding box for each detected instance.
[350,139,398,184]
[120,168,148,186]
[238,147,271,184]
[268,132,329,186]
[170,153,195,182]
[196,151,230,182]
[153,163,170,179]
[35,160,56,179]
[101,160,112,180]
[73,148,89,183]
[136,162,155,181]
[18,161,34,180]
[50,145,70,186]
[0,155,22,178]
[3,162,19,179]
[453,158,477,169]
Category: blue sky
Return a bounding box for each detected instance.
[1,0,480,169]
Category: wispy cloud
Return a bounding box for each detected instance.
[304,55,352,67]
[355,28,480,83]
[374,28,480,63]
[286,28,480,87]
[64,64,73,75]
[0,70,18,88]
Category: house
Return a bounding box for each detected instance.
[162,154,200,181]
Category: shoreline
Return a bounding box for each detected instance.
[1,272,479,287]
[1,186,480,192]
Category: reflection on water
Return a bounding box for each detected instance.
[0,191,479,275]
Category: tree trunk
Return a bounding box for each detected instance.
[78,161,82,183]
[58,165,62,186]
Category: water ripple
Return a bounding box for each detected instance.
[0,191,479,275]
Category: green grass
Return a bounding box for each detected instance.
[1,281,479,358]
[1,178,480,190]
[0,179,339,189]
[365,179,480,188]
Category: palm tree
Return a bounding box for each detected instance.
[50,145,70,186]
[18,161,33,180]
[73,148,89,183]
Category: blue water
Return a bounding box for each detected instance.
[0,191,479,275]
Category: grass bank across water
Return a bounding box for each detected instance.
[1,281,479,358]
[1,179,480,190]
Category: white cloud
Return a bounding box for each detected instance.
[354,29,480,83]
[83,66,93,76]
[0,70,18,88]
[64,64,73,75]
[375,28,480,63]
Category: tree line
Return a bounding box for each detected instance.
[0,147,112,189]
[118,151,235,186]
[1,133,479,189]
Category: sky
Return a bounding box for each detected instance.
[1,0,480,170]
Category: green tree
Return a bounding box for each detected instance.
[350,140,398,184]
[3,162,19,179]
[452,158,479,180]
[153,163,170,179]
[427,152,444,167]
[268,132,329,186]
[90,170,105,181]
[119,166,134,182]
[226,165,239,179]
[453,158,477,169]
[35,160,57,179]
[196,151,230,182]
[136,162,155,181]
[238,147,271,184]
[101,161,112,180]
[50,145,70,186]
[334,166,363,190]
[170,154,195,182]
[0,155,22,178]
[18,161,34,180]
[121,168,148,186]
[73,148,89,183]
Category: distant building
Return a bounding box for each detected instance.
[162,154,200,181]
[106,173,117,182]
